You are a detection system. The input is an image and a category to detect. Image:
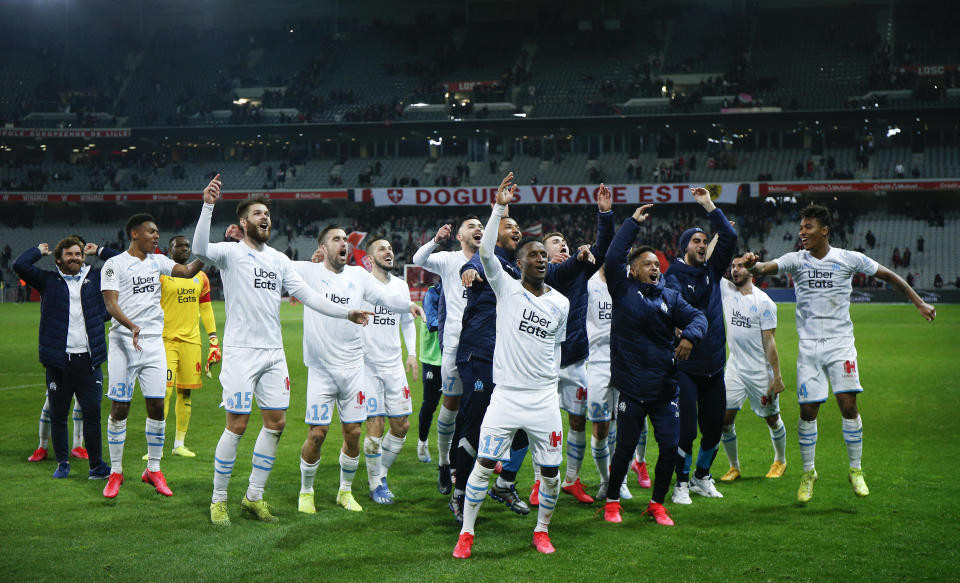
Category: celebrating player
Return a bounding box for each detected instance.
[742,204,935,502]
[412,213,484,494]
[665,187,737,503]
[601,204,707,524]
[100,214,204,498]
[453,175,570,559]
[294,226,421,514]
[140,235,220,460]
[537,184,614,505]
[718,255,788,482]
[192,176,370,525]
[360,236,419,504]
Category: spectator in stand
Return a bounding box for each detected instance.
[865,230,876,248]
[895,163,905,178]
[902,247,911,268]
[934,274,943,288]
[906,273,914,287]
[892,248,901,269]
[954,276,960,289]
[917,236,924,253]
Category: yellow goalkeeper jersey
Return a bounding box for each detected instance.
[160,270,216,344]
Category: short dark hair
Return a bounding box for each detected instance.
[125,213,157,239]
[169,235,187,246]
[365,235,389,252]
[318,224,344,245]
[543,231,565,243]
[456,215,481,232]
[54,236,85,261]
[800,204,831,230]
[628,245,657,265]
[236,196,270,221]
[516,236,543,258]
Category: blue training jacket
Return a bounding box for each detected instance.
[423,283,441,333]
[605,217,707,402]
[545,210,615,367]
[664,207,737,376]
[14,245,120,370]
[456,245,520,365]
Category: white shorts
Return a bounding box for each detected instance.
[364,361,413,418]
[586,360,618,422]
[219,347,290,414]
[796,337,863,404]
[305,364,367,425]
[477,386,563,468]
[441,345,463,397]
[725,367,780,417]
[558,360,588,416]
[107,333,167,402]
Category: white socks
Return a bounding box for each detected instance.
[107,416,127,474]
[770,418,787,463]
[461,463,494,535]
[339,450,359,491]
[635,423,647,463]
[842,415,863,469]
[591,435,610,483]
[300,456,320,494]
[246,427,281,502]
[563,430,585,484]
[38,396,51,448]
[364,435,383,490]
[212,429,241,503]
[436,406,457,466]
[72,400,84,449]
[536,475,560,533]
[381,432,406,477]
[145,418,165,472]
[798,419,818,471]
[722,423,739,470]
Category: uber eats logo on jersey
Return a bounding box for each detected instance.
[805,267,834,288]
[253,267,278,290]
[325,292,350,304]
[373,304,396,325]
[132,275,157,294]
[520,308,551,338]
[731,309,751,328]
[177,286,198,302]
[598,300,612,320]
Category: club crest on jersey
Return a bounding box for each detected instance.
[831,263,842,271]
[474,379,484,392]
[660,301,669,315]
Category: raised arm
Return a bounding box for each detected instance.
[171,259,204,278]
[13,245,49,291]
[192,175,222,262]
[874,265,936,321]
[603,204,653,298]
[694,187,737,277]
[742,252,780,276]
[479,173,517,296]
[590,183,616,265]
[412,224,452,271]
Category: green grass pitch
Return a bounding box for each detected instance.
[0,302,956,581]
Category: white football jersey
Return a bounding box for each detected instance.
[774,247,878,340]
[361,274,415,367]
[101,251,176,336]
[295,262,411,369]
[481,204,569,391]
[721,279,777,374]
[585,271,612,364]
[412,242,471,350]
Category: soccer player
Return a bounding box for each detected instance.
[192,176,370,525]
[585,266,633,500]
[665,187,737,504]
[742,204,935,502]
[14,238,117,480]
[360,236,419,503]
[294,226,422,514]
[416,279,443,463]
[453,176,569,559]
[601,204,707,524]
[539,191,614,504]
[147,235,220,459]
[452,193,530,521]
[101,214,204,498]
[412,213,484,494]
[718,255,788,482]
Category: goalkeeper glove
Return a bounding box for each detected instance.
[205,334,222,377]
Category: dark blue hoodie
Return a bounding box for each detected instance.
[605,217,707,402]
[664,207,737,376]
[456,245,520,364]
[545,210,615,367]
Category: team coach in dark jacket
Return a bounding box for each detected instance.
[600,204,706,525]
[14,237,117,480]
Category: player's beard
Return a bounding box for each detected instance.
[374,257,393,272]
[249,224,271,244]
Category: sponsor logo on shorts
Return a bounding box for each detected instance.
[357,390,366,405]
[196,362,201,372]
[576,386,587,401]
[550,431,562,447]
[843,360,857,375]
[402,386,410,399]
[425,371,434,380]
[284,377,291,392]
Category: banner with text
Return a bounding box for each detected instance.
[0,128,131,138]
[759,180,960,195]
[0,189,348,203]
[367,183,743,207]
